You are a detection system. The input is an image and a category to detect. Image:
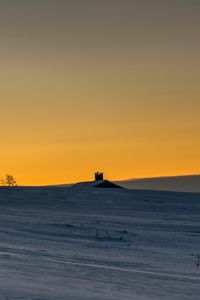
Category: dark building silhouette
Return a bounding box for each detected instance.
[95,172,104,181]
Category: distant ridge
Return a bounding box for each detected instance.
[115,175,200,193]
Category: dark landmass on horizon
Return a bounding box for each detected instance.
[39,174,200,193]
[116,174,200,193]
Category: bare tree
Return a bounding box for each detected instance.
[1,175,17,186]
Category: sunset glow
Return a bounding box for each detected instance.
[0,1,200,185]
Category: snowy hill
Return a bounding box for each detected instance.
[0,186,200,299]
[116,174,200,193]
[71,179,123,189]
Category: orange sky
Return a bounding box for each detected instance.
[0,1,200,185]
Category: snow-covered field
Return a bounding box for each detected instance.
[0,187,200,300]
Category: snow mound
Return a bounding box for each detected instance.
[71,179,124,189]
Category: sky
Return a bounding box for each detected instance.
[0,0,200,185]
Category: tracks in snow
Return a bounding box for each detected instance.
[51,258,200,282]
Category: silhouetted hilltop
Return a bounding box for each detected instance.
[116,175,200,193]
[71,180,124,189]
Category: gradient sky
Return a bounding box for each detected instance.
[0,0,200,185]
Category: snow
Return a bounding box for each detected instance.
[0,186,200,299]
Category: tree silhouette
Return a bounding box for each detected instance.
[1,175,17,186]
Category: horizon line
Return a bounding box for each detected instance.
[2,173,199,187]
